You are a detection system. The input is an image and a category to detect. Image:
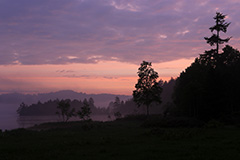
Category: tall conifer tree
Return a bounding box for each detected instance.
[201,12,231,66]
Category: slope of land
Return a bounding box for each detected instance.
[1,116,240,160]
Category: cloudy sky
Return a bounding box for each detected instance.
[0,0,239,95]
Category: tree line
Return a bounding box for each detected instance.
[173,12,240,122]
[108,78,175,117]
[132,12,240,123]
[17,98,108,121]
[17,76,175,121]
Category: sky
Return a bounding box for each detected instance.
[0,0,240,95]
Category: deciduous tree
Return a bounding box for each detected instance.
[133,61,162,116]
[56,99,75,122]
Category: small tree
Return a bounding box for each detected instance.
[77,99,92,121]
[56,99,75,122]
[112,96,121,112]
[133,61,163,116]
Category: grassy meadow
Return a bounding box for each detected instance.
[1,116,240,160]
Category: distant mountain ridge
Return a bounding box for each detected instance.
[0,90,132,107]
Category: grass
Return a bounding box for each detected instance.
[1,117,240,160]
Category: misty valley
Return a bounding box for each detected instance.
[0,78,175,130]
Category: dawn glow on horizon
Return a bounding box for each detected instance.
[0,0,240,95]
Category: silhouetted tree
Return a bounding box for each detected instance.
[114,96,121,106]
[77,99,92,121]
[17,102,28,115]
[133,61,162,116]
[112,96,121,112]
[56,99,75,122]
[106,79,176,116]
[88,97,94,106]
[201,12,231,67]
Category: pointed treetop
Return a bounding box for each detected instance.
[200,12,232,67]
[204,12,231,55]
[210,12,231,33]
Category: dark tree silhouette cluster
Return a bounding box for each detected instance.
[174,12,240,122]
[17,98,108,121]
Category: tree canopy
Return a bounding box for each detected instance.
[77,98,92,121]
[173,12,240,121]
[133,61,163,116]
[56,99,75,122]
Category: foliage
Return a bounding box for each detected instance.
[56,99,75,122]
[174,45,240,120]
[173,12,240,121]
[77,99,92,121]
[204,12,231,50]
[133,61,163,115]
[108,97,139,115]
[107,79,175,116]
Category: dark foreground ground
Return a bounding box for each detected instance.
[1,116,240,160]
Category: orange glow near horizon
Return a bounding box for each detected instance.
[0,58,194,95]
